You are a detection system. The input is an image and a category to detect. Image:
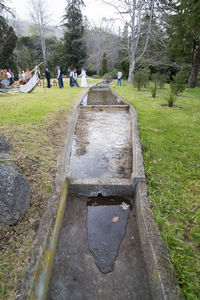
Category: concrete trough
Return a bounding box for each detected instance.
[68,103,144,196]
[18,83,182,300]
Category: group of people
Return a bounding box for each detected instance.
[0,67,36,87]
[44,65,88,89]
[18,68,33,84]
[0,69,14,86]
[1,65,123,89]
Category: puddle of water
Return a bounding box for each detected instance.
[87,90,125,105]
[87,196,132,273]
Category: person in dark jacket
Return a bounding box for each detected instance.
[45,67,51,88]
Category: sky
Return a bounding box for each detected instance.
[9,0,117,26]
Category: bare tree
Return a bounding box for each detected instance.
[102,0,155,82]
[29,0,48,64]
[84,19,121,75]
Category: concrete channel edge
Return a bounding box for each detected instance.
[17,89,89,300]
[111,88,183,299]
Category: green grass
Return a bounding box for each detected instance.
[0,78,199,299]
[0,77,100,299]
[112,81,200,299]
[0,78,98,125]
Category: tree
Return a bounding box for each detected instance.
[102,0,155,82]
[101,52,107,75]
[63,0,86,72]
[15,35,62,74]
[170,70,187,95]
[0,1,18,67]
[47,41,65,74]
[15,36,41,69]
[29,0,48,64]
[134,69,149,91]
[119,23,130,78]
[83,20,121,75]
[165,0,200,88]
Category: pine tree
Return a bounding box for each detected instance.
[0,1,18,67]
[119,23,129,79]
[63,0,86,73]
[166,0,200,87]
[101,52,107,76]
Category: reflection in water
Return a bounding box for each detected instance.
[87,196,132,273]
[81,94,88,106]
[69,109,132,180]
[87,90,125,105]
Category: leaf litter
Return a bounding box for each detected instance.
[120,202,130,210]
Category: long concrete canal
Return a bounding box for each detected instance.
[19,83,182,300]
[47,91,150,298]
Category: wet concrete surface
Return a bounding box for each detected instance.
[69,107,132,182]
[47,195,151,300]
[87,90,125,105]
[87,196,132,273]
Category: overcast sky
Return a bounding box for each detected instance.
[9,0,117,26]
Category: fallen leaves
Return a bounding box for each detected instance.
[112,216,119,223]
[120,202,130,210]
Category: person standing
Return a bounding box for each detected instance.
[8,69,14,85]
[45,67,51,88]
[25,68,31,83]
[56,65,64,88]
[80,68,87,87]
[69,70,74,87]
[18,68,23,80]
[72,68,79,87]
[117,71,123,86]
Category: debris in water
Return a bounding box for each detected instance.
[112,216,119,223]
[120,202,130,210]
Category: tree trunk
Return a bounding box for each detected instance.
[40,34,46,65]
[187,41,200,88]
[128,59,135,82]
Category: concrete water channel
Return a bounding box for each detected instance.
[19,83,182,300]
[47,87,150,299]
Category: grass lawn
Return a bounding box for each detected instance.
[0,77,100,299]
[112,80,200,300]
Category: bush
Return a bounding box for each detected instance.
[151,73,159,87]
[152,86,157,98]
[166,92,176,107]
[159,74,166,88]
[152,73,166,89]
[170,70,187,95]
[196,73,200,87]
[134,69,149,91]
[110,69,118,79]
[103,73,112,82]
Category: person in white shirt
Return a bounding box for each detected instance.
[117,71,123,86]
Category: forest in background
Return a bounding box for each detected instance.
[0,0,200,87]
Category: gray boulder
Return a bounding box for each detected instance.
[0,134,13,153]
[0,162,30,225]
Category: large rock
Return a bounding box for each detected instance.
[0,162,30,225]
[0,134,13,153]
